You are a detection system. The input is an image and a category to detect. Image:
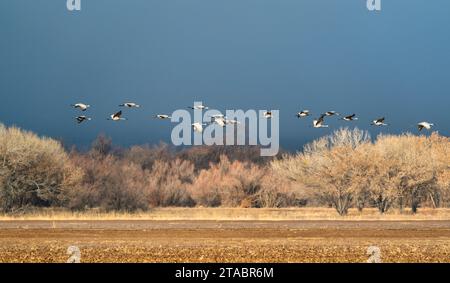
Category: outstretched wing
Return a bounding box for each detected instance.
[76,116,86,124]
[113,111,122,119]
[318,114,326,123]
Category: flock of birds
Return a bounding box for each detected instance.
[293,110,435,131]
[71,102,238,133]
[70,102,436,133]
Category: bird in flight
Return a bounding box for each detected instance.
[263,111,273,119]
[154,114,172,120]
[71,103,90,111]
[192,122,206,133]
[188,104,208,110]
[313,114,328,128]
[324,111,339,117]
[208,114,225,120]
[225,118,240,125]
[119,102,140,108]
[207,114,240,125]
[76,116,91,124]
[371,117,388,126]
[107,111,127,121]
[417,122,434,131]
[341,114,358,121]
[210,115,227,127]
[296,110,310,118]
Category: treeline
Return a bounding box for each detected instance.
[0,123,449,215]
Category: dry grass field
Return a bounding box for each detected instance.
[0,208,449,263]
[2,207,450,221]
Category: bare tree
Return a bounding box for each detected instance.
[0,124,82,212]
[146,159,195,207]
[90,134,113,157]
[272,128,371,215]
[188,155,266,207]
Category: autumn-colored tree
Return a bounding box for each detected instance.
[429,133,450,207]
[0,124,82,212]
[176,145,273,171]
[272,128,371,215]
[257,169,307,208]
[189,155,266,207]
[90,134,113,157]
[123,143,173,171]
[146,159,195,207]
[365,136,406,213]
[67,154,149,211]
[371,133,449,213]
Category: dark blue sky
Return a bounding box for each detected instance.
[1,0,449,151]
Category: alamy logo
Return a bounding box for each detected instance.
[170,102,279,157]
[67,0,81,11]
[367,0,381,11]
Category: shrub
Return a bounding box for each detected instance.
[176,145,273,171]
[189,155,266,207]
[123,143,173,171]
[146,159,195,207]
[0,124,82,212]
[67,154,149,211]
